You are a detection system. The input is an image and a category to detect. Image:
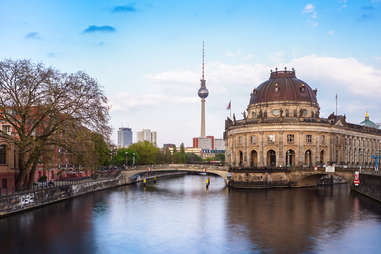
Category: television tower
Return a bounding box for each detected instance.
[198,41,209,137]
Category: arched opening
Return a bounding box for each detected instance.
[286,149,295,167]
[320,150,325,164]
[305,150,312,167]
[0,144,6,165]
[239,151,243,167]
[267,150,276,168]
[250,150,257,167]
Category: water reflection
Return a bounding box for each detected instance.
[1,175,381,254]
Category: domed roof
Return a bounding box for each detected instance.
[360,112,379,129]
[249,69,318,105]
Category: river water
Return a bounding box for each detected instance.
[1,175,381,254]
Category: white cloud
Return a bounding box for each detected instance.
[288,55,381,97]
[328,30,335,35]
[148,55,381,99]
[303,3,317,19]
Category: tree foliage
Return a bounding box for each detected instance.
[0,59,111,189]
[112,147,139,166]
[128,141,160,165]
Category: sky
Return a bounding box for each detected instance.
[1,0,381,147]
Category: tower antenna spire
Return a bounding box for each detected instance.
[202,40,205,80]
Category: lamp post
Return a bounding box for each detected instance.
[359,148,363,171]
[125,151,128,169]
[132,153,135,166]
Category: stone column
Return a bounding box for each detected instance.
[278,131,284,167]
[298,131,303,167]
[260,131,264,167]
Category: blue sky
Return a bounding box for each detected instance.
[1,0,381,146]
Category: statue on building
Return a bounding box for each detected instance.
[225,117,233,129]
[233,113,236,124]
[242,111,247,120]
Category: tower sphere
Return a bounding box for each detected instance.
[198,87,209,99]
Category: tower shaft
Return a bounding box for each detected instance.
[201,98,205,137]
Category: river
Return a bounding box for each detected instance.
[1,174,381,254]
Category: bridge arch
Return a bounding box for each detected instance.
[123,166,229,184]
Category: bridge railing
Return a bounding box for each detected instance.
[124,164,228,171]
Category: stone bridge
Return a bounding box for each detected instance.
[121,164,356,188]
[121,164,229,184]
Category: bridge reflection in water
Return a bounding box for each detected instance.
[1,175,381,254]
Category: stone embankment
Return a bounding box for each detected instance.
[0,164,219,217]
[352,171,381,202]
[0,175,127,217]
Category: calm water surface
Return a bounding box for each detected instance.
[1,175,381,254]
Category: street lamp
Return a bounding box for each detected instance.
[125,151,128,169]
[132,153,135,166]
[359,148,363,170]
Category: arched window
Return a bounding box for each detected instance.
[305,150,312,167]
[267,150,276,167]
[0,145,6,165]
[250,150,258,167]
[286,149,295,167]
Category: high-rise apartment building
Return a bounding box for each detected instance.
[136,129,157,146]
[117,127,133,148]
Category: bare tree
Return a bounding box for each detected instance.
[0,59,111,189]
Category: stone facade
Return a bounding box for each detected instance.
[225,69,381,169]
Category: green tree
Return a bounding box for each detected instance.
[185,153,202,163]
[112,148,139,166]
[0,59,110,189]
[163,147,172,163]
[173,152,185,163]
[180,143,185,154]
[128,141,160,165]
[91,132,111,169]
[215,153,225,162]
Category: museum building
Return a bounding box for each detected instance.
[224,68,381,168]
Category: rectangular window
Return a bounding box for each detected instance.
[1,178,7,189]
[306,135,312,144]
[0,145,6,165]
[2,125,10,134]
[321,135,325,144]
[250,135,256,144]
[268,134,275,143]
[287,134,294,144]
[238,136,242,145]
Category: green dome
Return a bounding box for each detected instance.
[360,113,379,129]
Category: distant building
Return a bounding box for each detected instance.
[192,136,225,159]
[117,127,132,148]
[214,139,225,150]
[163,144,176,149]
[136,129,157,146]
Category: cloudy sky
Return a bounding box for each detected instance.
[1,0,381,147]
